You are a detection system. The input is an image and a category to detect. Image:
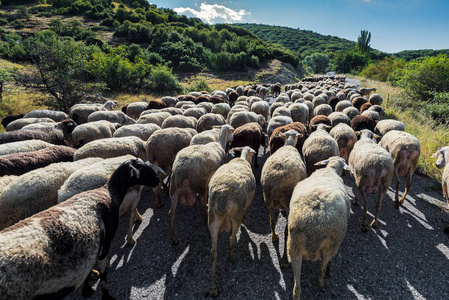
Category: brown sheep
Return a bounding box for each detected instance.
[359,102,372,113]
[1,113,25,129]
[147,99,168,110]
[269,122,307,155]
[350,115,376,132]
[231,122,266,168]
[327,96,340,111]
[352,97,368,111]
[309,115,331,133]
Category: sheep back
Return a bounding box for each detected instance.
[74,136,146,161]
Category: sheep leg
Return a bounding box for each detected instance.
[268,205,279,241]
[208,220,220,297]
[169,193,180,245]
[318,254,331,288]
[353,188,359,206]
[153,185,163,208]
[280,220,289,268]
[229,218,241,261]
[360,190,369,232]
[394,169,401,209]
[200,191,208,216]
[81,276,95,298]
[371,189,386,229]
[291,254,303,300]
[398,170,413,206]
[134,208,142,222]
[97,256,114,300]
[443,183,449,204]
[126,209,137,245]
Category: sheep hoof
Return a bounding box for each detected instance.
[394,201,400,209]
[126,237,136,246]
[362,225,368,233]
[280,258,289,268]
[230,253,236,261]
[317,278,325,288]
[82,283,95,298]
[171,238,179,245]
[271,232,279,242]
[207,287,219,297]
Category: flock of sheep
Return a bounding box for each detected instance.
[0,75,446,300]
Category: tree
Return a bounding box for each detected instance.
[303,53,330,74]
[25,31,103,112]
[0,68,16,102]
[357,30,371,54]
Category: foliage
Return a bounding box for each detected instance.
[332,50,370,74]
[419,92,449,125]
[398,55,449,102]
[0,31,27,61]
[394,49,449,61]
[148,65,183,95]
[360,56,406,82]
[357,30,371,54]
[303,53,330,74]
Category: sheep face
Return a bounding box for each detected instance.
[432,146,449,169]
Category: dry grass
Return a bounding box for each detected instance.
[355,76,448,182]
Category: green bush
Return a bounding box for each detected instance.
[303,53,330,74]
[360,56,406,82]
[0,18,7,25]
[418,92,449,125]
[148,65,182,94]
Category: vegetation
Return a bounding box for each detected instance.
[356,30,371,54]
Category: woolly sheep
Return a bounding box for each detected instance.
[267,116,293,138]
[71,120,120,148]
[328,112,351,127]
[229,111,265,130]
[161,115,197,130]
[342,106,360,120]
[137,111,172,126]
[350,115,376,132]
[0,119,77,147]
[335,100,352,112]
[369,93,384,105]
[352,97,367,111]
[0,139,54,156]
[250,100,270,122]
[379,130,421,208]
[269,122,307,155]
[196,113,226,133]
[432,146,449,204]
[197,101,214,113]
[161,96,178,107]
[359,87,377,97]
[169,124,234,244]
[69,100,116,124]
[288,156,351,300]
[361,110,381,122]
[0,157,102,230]
[0,145,76,176]
[313,104,333,117]
[183,107,207,120]
[312,96,326,108]
[309,115,331,133]
[6,117,56,131]
[0,176,16,194]
[190,128,220,146]
[276,95,290,104]
[148,99,168,110]
[230,122,266,168]
[125,101,148,120]
[0,158,159,299]
[359,102,372,113]
[207,146,256,297]
[113,123,160,141]
[374,119,405,136]
[87,110,136,125]
[348,129,394,231]
[24,109,69,122]
[329,123,357,162]
[211,103,231,119]
[289,103,309,125]
[74,136,147,161]
[262,130,307,268]
[302,123,339,176]
[368,105,385,120]
[1,113,24,129]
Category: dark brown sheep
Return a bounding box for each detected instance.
[0,119,77,146]
[271,83,281,97]
[210,96,225,104]
[359,102,372,113]
[227,91,238,107]
[230,122,266,168]
[309,115,331,133]
[0,145,76,176]
[1,113,25,129]
[194,95,209,105]
[352,97,368,111]
[269,122,307,155]
[350,115,376,132]
[327,96,340,111]
[147,99,168,110]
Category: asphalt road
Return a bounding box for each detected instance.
[68,82,449,300]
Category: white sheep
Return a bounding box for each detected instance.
[267,115,294,138]
[125,101,148,120]
[379,130,421,208]
[6,117,56,131]
[161,115,197,130]
[211,103,231,119]
[0,158,160,299]
[137,111,172,126]
[183,107,207,119]
[74,136,147,161]
[71,120,121,148]
[0,157,102,230]
[261,129,307,268]
[229,111,265,129]
[287,156,351,300]
[87,110,136,125]
[374,119,405,136]
[23,109,69,122]
[329,123,358,162]
[432,146,449,204]
[113,123,161,141]
[207,146,256,297]
[169,124,234,244]
[69,100,116,124]
[289,103,309,125]
[0,139,53,156]
[348,129,394,231]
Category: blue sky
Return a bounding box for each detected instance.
[149,0,449,53]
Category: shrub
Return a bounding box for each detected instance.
[148,65,183,94]
[360,56,406,82]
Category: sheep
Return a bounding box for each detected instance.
[327,96,340,111]
[148,99,168,110]
[87,110,136,125]
[146,127,198,207]
[71,120,121,148]
[432,146,449,204]
[329,123,358,162]
[229,111,265,130]
[69,100,116,124]
[350,115,376,132]
[359,102,372,113]
[196,113,226,133]
[207,146,256,297]
[267,116,293,138]
[272,83,281,97]
[197,101,214,113]
[124,101,148,120]
[328,112,351,127]
[313,104,333,117]
[137,111,172,126]
[308,115,331,133]
[342,106,360,120]
[348,129,394,231]
[269,122,307,155]
[0,176,17,194]
[250,100,270,122]
[211,103,231,119]
[287,156,351,300]
[74,136,147,161]
[0,119,78,147]
[6,117,56,131]
[1,113,24,129]
[269,102,284,117]
[262,130,307,268]
[227,91,238,106]
[359,87,377,97]
[273,106,292,118]
[183,107,207,119]
[289,103,309,125]
[0,139,54,156]
[0,157,102,230]
[352,97,368,111]
[169,124,234,244]
[369,93,384,105]
[161,115,197,130]
[302,124,339,176]
[0,158,160,300]
[335,100,352,112]
[0,145,76,176]
[368,105,385,120]
[113,123,160,141]
[312,96,326,108]
[190,128,220,146]
[230,122,266,168]
[161,96,178,107]
[374,119,405,136]
[23,109,69,122]
[379,130,421,208]
[362,110,380,122]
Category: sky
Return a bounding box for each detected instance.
[149,0,449,53]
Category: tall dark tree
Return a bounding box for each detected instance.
[357,30,371,54]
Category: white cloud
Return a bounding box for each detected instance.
[174,3,251,24]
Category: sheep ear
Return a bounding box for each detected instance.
[343,164,355,177]
[147,163,166,176]
[311,125,317,129]
[314,159,329,166]
[431,152,439,158]
[374,134,382,139]
[296,133,303,138]
[232,147,242,152]
[130,166,140,178]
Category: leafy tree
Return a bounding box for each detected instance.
[148,65,182,94]
[303,53,330,74]
[333,50,370,74]
[357,30,371,54]
[25,31,103,112]
[360,56,405,82]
